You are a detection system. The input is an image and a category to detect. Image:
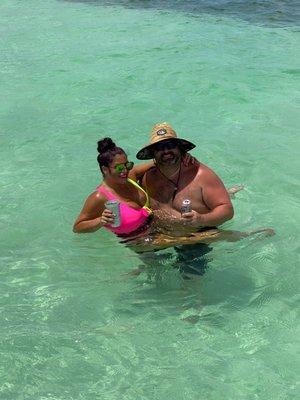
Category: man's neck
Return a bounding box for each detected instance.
[156,160,181,178]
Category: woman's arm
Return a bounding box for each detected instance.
[128,161,155,182]
[73,191,114,233]
[128,154,197,182]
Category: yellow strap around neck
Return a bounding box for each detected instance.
[127,178,151,211]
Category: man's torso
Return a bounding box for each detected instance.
[143,162,211,217]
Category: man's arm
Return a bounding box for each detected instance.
[201,169,234,226]
[183,168,234,227]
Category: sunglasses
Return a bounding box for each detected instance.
[113,161,134,173]
[154,140,178,152]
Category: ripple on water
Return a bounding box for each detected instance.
[0,0,299,398]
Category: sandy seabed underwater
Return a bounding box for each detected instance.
[0,0,299,399]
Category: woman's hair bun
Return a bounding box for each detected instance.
[97,137,116,154]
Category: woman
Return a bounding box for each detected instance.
[73,137,154,238]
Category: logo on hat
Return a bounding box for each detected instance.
[135,122,196,160]
[156,129,167,136]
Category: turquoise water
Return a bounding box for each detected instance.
[1,0,299,398]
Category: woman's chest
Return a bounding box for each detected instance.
[117,187,146,209]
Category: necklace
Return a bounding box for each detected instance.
[157,163,181,202]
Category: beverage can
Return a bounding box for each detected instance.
[181,199,191,215]
[105,200,121,227]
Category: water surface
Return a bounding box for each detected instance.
[0,0,299,399]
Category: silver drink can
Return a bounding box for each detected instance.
[181,199,191,215]
[105,200,121,227]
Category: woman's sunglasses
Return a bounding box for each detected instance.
[114,161,134,173]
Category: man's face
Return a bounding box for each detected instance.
[153,140,181,166]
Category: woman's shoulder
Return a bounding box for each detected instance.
[85,189,107,206]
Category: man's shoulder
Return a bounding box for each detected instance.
[183,161,211,176]
[144,165,159,178]
[196,162,219,177]
[195,163,226,188]
[142,166,158,187]
[183,162,221,184]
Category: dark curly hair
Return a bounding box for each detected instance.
[97,138,125,173]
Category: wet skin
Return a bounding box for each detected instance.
[142,143,234,236]
[73,153,148,233]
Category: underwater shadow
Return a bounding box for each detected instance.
[112,242,256,326]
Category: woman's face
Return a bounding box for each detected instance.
[103,153,133,182]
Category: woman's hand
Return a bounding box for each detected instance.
[182,153,199,167]
[100,209,115,225]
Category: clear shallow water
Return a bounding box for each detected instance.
[0,0,299,399]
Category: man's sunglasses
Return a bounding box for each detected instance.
[113,161,134,173]
[154,140,178,152]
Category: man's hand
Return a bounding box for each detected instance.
[100,209,115,225]
[181,210,205,227]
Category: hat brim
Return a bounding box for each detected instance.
[136,138,196,160]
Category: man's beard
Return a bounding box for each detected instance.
[156,151,180,166]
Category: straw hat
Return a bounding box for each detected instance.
[136,123,196,160]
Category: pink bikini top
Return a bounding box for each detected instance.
[97,179,152,236]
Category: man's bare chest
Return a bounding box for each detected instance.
[149,176,203,207]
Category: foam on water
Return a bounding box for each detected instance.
[0,0,299,399]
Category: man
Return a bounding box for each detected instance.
[136,122,234,237]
